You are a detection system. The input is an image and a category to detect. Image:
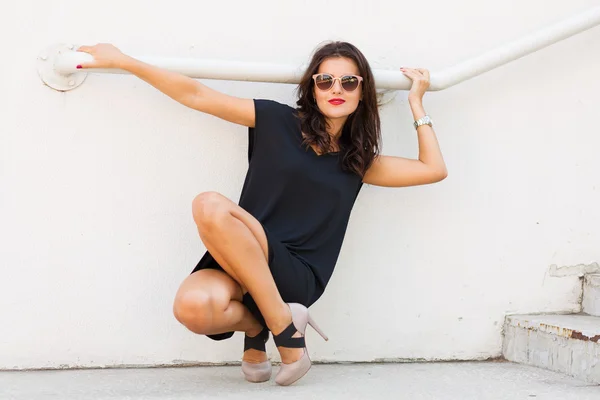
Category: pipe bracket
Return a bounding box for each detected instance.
[37,44,87,91]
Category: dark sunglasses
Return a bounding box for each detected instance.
[312,74,363,92]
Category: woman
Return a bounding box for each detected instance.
[76,41,447,386]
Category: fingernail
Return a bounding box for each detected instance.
[76,65,82,69]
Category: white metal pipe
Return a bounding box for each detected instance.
[38,6,600,92]
[432,5,600,90]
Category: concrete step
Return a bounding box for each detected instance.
[503,313,600,384]
[583,274,600,317]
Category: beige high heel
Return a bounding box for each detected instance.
[241,327,272,383]
[273,303,328,386]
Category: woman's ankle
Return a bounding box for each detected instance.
[245,323,264,338]
[267,304,293,336]
[243,348,268,363]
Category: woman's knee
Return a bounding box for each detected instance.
[192,192,231,230]
[173,290,222,334]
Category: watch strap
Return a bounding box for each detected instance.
[414,115,433,130]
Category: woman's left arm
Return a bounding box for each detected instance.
[362,68,448,188]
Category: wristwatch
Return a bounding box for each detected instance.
[414,115,433,130]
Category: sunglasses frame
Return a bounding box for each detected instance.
[312,73,364,92]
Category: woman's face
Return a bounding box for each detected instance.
[313,57,363,123]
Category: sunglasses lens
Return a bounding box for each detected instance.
[341,76,360,91]
[315,74,333,91]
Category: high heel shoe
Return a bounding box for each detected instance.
[241,327,272,383]
[273,303,328,386]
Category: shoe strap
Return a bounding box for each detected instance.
[273,322,305,349]
[244,327,269,352]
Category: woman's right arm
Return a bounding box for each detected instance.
[77,44,255,127]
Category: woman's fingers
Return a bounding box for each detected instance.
[75,45,92,68]
[76,45,91,53]
[74,43,124,69]
[76,62,95,69]
[416,68,430,79]
[401,67,430,81]
[75,45,95,69]
[400,67,420,80]
[401,67,431,99]
[403,68,427,75]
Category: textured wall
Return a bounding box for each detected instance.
[1,0,599,369]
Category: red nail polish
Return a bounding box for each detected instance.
[76,65,82,69]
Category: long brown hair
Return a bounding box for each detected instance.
[295,41,381,177]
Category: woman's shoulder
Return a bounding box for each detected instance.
[251,99,301,137]
[254,99,298,116]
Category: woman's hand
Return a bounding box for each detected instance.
[76,43,130,69]
[400,67,430,102]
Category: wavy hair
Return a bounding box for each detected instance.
[295,41,381,177]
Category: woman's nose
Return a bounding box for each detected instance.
[331,79,343,94]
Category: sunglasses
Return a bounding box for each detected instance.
[312,74,363,92]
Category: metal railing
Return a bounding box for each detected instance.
[37,6,600,92]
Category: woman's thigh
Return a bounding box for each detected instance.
[192,191,270,263]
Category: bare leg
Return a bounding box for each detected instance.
[174,269,256,334]
[192,192,303,363]
[173,269,266,363]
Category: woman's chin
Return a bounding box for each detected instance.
[321,107,355,121]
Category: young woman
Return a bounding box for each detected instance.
[76,41,447,386]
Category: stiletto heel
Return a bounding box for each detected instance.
[307,314,328,341]
[273,303,327,386]
[241,327,272,383]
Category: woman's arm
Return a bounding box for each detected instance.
[363,67,447,187]
[77,44,255,127]
[407,95,447,174]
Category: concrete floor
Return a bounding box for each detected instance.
[1,361,599,400]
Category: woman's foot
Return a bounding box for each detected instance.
[271,303,328,386]
[270,309,305,365]
[241,326,272,383]
[242,326,269,364]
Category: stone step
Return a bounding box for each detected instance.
[503,313,600,384]
[583,274,600,317]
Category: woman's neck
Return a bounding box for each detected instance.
[326,116,347,139]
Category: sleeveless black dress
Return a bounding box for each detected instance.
[191,99,363,340]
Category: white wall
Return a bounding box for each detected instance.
[1,0,599,369]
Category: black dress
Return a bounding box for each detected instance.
[191,99,363,340]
